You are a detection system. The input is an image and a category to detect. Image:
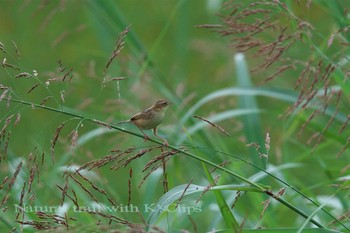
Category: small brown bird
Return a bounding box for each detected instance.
[118,99,171,145]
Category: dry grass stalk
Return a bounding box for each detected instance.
[110,76,127,82]
[196,24,223,28]
[265,64,294,82]
[0,41,6,53]
[246,141,267,158]
[104,25,131,74]
[59,178,69,206]
[176,179,193,208]
[142,149,178,172]
[1,131,11,161]
[60,90,65,102]
[0,161,23,209]
[277,188,286,196]
[260,198,271,219]
[6,94,11,109]
[261,187,286,219]
[67,129,79,148]
[193,115,230,136]
[8,160,23,190]
[128,167,132,206]
[1,58,20,70]
[298,108,320,136]
[213,175,220,185]
[0,176,9,190]
[210,160,231,173]
[27,162,38,194]
[16,220,51,230]
[62,67,73,82]
[162,161,168,192]
[57,59,66,72]
[67,173,101,206]
[77,148,135,172]
[14,113,21,126]
[230,191,242,209]
[16,181,26,220]
[14,72,33,78]
[71,189,79,207]
[122,146,161,169]
[0,88,9,102]
[0,114,13,138]
[295,61,311,91]
[40,96,52,105]
[195,183,213,205]
[56,185,80,208]
[54,59,75,83]
[75,171,117,206]
[246,142,260,150]
[0,84,8,90]
[328,210,350,227]
[86,210,139,229]
[338,136,350,158]
[138,152,175,189]
[306,132,320,145]
[17,211,73,230]
[137,165,156,189]
[29,193,35,205]
[51,122,66,164]
[312,107,339,151]
[1,194,10,210]
[41,151,45,166]
[265,132,270,154]
[92,119,112,129]
[122,149,148,168]
[77,154,118,171]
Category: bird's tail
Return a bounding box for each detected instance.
[116,120,130,125]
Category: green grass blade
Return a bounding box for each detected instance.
[234,53,266,169]
[202,163,239,232]
[180,87,297,127]
[145,182,267,232]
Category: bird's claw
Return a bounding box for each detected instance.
[162,140,169,147]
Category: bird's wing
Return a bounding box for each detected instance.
[131,108,153,121]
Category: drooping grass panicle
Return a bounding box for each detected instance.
[193,115,230,136]
[212,0,350,155]
[104,25,131,74]
[142,149,178,173]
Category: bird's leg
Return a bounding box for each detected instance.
[138,128,150,141]
[153,127,168,146]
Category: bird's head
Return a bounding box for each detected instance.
[152,99,171,111]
